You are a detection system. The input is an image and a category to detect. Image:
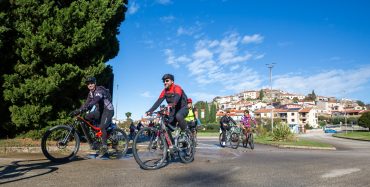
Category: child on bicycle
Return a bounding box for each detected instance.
[240,110,257,142]
[219,110,237,146]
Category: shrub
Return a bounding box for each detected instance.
[17,127,49,140]
[358,112,370,130]
[304,123,313,130]
[272,123,296,141]
[255,125,269,138]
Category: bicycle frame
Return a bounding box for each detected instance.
[72,116,104,147]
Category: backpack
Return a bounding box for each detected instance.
[97,86,112,102]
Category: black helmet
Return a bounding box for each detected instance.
[162,74,174,82]
[85,77,96,84]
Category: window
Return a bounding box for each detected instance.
[291,112,295,116]
[291,119,295,122]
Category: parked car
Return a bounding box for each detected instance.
[324,128,337,133]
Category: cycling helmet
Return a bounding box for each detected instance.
[85,77,96,84]
[162,74,174,82]
[187,98,193,103]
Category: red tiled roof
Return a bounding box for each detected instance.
[299,108,312,113]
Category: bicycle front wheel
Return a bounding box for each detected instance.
[41,125,80,163]
[178,129,195,163]
[108,128,129,159]
[132,127,168,170]
[248,133,254,150]
[230,132,240,149]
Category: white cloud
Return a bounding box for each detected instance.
[157,0,172,5]
[141,91,154,98]
[164,49,191,68]
[177,23,203,37]
[128,2,139,15]
[254,53,265,60]
[273,66,370,97]
[277,41,293,47]
[165,32,265,92]
[160,15,175,23]
[242,34,264,44]
[188,92,219,102]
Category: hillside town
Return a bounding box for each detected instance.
[212,89,369,132]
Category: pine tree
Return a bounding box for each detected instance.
[1,0,128,135]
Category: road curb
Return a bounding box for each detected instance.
[0,146,91,154]
[332,135,370,142]
[277,145,336,150]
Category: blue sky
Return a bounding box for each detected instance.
[108,0,370,120]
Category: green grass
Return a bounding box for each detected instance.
[333,131,370,141]
[197,131,220,137]
[255,136,333,148]
[0,138,40,147]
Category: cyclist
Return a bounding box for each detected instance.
[146,74,189,136]
[73,77,114,160]
[240,110,257,143]
[219,110,237,146]
[129,122,136,141]
[184,98,198,142]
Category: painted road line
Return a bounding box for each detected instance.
[321,168,361,178]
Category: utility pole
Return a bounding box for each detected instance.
[266,63,276,132]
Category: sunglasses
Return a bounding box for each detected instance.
[163,79,171,83]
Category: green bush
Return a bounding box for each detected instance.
[358,112,370,130]
[256,125,269,138]
[272,123,296,141]
[319,121,326,128]
[304,123,313,130]
[16,127,49,140]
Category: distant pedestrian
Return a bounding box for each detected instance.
[129,122,136,141]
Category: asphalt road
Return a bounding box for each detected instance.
[1,134,370,187]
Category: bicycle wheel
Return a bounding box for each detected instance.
[132,127,168,170]
[248,133,254,150]
[230,132,240,149]
[108,128,129,159]
[41,125,80,163]
[219,133,226,147]
[178,130,195,163]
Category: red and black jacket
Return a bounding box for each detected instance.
[148,84,188,113]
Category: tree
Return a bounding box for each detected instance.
[125,112,132,119]
[358,112,370,130]
[204,102,210,124]
[0,2,14,137]
[1,0,128,137]
[305,90,317,101]
[209,102,217,123]
[356,100,365,107]
[292,97,299,103]
[259,89,264,100]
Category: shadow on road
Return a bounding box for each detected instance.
[169,165,241,186]
[0,158,83,185]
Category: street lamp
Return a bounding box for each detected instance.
[116,84,119,119]
[266,63,276,132]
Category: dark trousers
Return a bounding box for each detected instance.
[220,125,231,142]
[86,109,114,146]
[169,107,189,131]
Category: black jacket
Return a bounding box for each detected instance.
[219,115,237,127]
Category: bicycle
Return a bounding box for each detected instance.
[242,127,255,149]
[41,111,129,162]
[132,105,195,170]
[219,125,241,149]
